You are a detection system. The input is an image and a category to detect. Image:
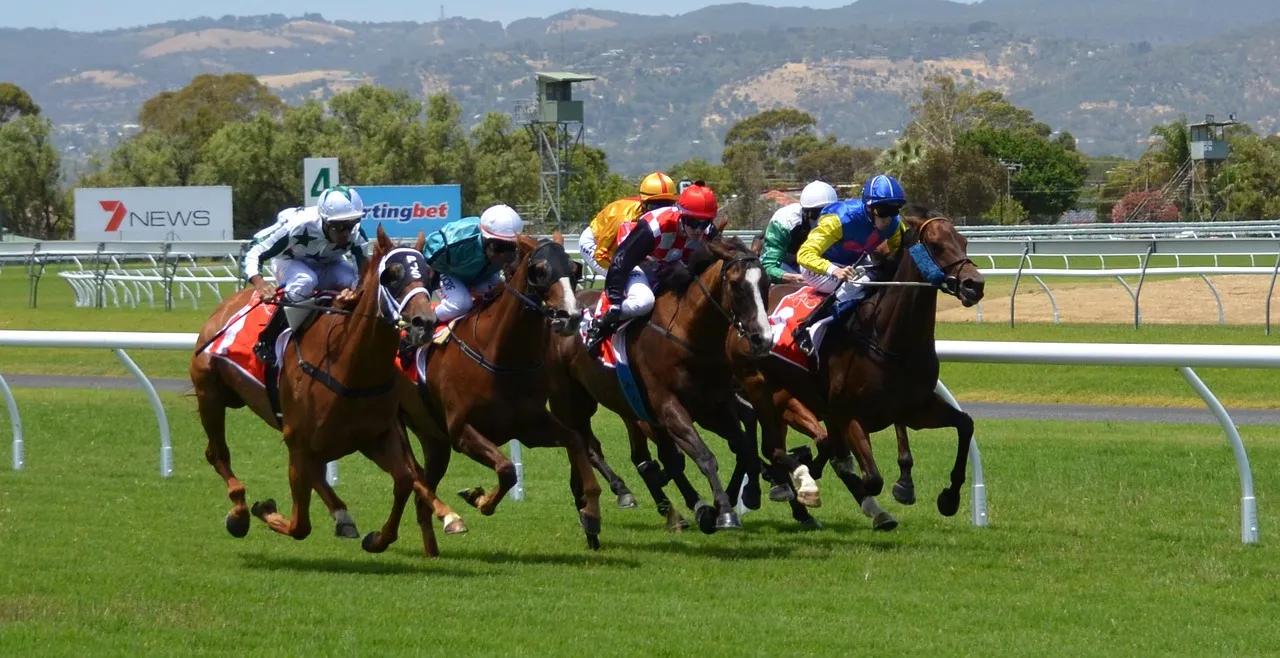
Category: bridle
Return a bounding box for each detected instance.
[903,217,975,299]
[650,251,765,352]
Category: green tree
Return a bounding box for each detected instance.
[467,112,540,215]
[899,144,1003,221]
[958,127,1089,218]
[195,112,293,237]
[326,85,430,185]
[666,157,730,191]
[563,144,632,227]
[722,109,822,185]
[138,73,283,150]
[422,93,471,188]
[1214,133,1280,219]
[904,75,1044,152]
[0,82,40,123]
[0,115,67,238]
[794,145,879,188]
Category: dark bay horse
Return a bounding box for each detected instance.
[396,234,607,548]
[547,236,774,534]
[191,225,443,555]
[740,207,986,520]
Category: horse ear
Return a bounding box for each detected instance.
[552,230,564,245]
[376,223,392,250]
[414,230,425,252]
[714,218,729,232]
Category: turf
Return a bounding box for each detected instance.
[0,389,1278,655]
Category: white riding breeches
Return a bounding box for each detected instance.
[273,259,358,303]
[802,266,871,306]
[436,272,502,323]
[614,267,656,319]
[578,226,608,277]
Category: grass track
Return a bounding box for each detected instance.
[1,389,1279,655]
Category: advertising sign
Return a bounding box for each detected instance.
[355,184,464,239]
[304,157,340,207]
[74,186,233,241]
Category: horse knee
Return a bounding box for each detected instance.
[495,460,518,491]
[862,473,885,497]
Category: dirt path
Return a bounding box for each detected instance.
[937,275,1278,324]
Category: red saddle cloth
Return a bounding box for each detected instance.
[767,286,829,371]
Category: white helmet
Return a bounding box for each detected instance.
[479,204,523,242]
[317,186,365,223]
[799,181,838,210]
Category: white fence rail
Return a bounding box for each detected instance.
[0,331,1268,543]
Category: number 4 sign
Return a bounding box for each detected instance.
[303,158,340,206]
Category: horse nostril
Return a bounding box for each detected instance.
[411,316,427,328]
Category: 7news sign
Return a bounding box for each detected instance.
[357,184,463,239]
[74,186,233,241]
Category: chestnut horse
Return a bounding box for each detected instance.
[739,207,985,520]
[191,225,441,555]
[547,236,774,534]
[397,234,606,548]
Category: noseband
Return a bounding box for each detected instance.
[692,255,764,341]
[905,217,975,298]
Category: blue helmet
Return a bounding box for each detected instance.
[861,174,906,212]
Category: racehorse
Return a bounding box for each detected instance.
[740,206,985,519]
[546,235,774,534]
[190,225,442,555]
[396,233,607,548]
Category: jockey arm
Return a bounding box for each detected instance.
[796,212,846,278]
[603,221,657,304]
[761,212,796,283]
[577,225,608,277]
[241,219,292,296]
[347,226,369,273]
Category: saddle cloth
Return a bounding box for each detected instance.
[767,286,833,371]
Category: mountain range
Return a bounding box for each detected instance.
[3,0,1279,174]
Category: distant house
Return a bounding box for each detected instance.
[762,189,798,207]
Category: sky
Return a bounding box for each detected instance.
[4,0,978,32]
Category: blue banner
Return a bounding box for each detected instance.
[355,184,464,239]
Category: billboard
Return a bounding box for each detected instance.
[356,184,463,239]
[75,186,233,241]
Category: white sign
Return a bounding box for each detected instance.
[304,158,340,207]
[74,186,233,241]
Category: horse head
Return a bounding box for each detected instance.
[367,225,436,346]
[899,206,985,307]
[511,234,582,337]
[686,235,773,358]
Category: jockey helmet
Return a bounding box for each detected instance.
[861,174,906,215]
[639,172,678,202]
[317,186,365,223]
[799,181,838,210]
[677,182,718,223]
[479,204,524,242]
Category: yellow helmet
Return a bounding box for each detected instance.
[638,172,678,202]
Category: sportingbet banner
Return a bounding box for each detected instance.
[355,184,463,239]
[74,186,233,241]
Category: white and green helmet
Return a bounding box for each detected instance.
[317,186,365,223]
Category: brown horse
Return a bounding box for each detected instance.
[547,236,774,534]
[397,234,606,548]
[739,206,985,519]
[191,225,441,555]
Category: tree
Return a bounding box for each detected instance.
[1110,190,1180,223]
[138,73,283,150]
[0,83,40,123]
[563,144,633,226]
[666,158,730,191]
[904,75,1045,152]
[722,109,822,185]
[0,115,67,238]
[958,126,1089,218]
[327,85,430,185]
[1214,133,1280,220]
[794,145,879,188]
[899,144,1003,221]
[467,112,540,215]
[195,112,294,237]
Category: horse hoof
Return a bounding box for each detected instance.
[795,490,822,509]
[742,481,762,511]
[457,487,485,509]
[768,484,795,503]
[250,499,277,518]
[225,513,250,538]
[694,502,717,535]
[937,489,960,517]
[361,532,388,554]
[872,512,899,532]
[716,512,743,531]
[617,493,638,509]
[443,513,468,535]
[579,511,602,551]
[799,517,825,531]
[586,533,601,551]
[335,521,360,539]
[893,482,916,506]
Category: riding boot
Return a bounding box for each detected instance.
[793,294,837,356]
[585,307,624,356]
[254,303,288,366]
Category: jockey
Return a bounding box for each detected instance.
[761,180,839,284]
[584,182,720,354]
[421,204,525,324]
[577,172,679,277]
[244,186,369,366]
[792,174,907,355]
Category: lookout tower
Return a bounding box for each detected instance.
[513,71,596,227]
[1189,113,1236,219]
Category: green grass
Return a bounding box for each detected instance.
[1,389,1278,655]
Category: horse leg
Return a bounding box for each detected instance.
[624,420,687,532]
[904,395,974,518]
[818,429,898,532]
[716,395,763,511]
[741,373,820,508]
[831,412,885,498]
[359,429,439,557]
[310,476,359,539]
[402,412,467,534]
[454,424,517,516]
[892,423,917,506]
[550,378,637,509]
[656,404,740,534]
[251,446,316,540]
[519,411,604,550]
[652,433,706,514]
[195,390,251,538]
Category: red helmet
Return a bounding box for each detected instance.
[678,183,718,221]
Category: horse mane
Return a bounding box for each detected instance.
[657,235,754,296]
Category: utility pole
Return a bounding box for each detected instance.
[998,159,1023,223]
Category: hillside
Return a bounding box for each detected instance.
[3,2,1280,174]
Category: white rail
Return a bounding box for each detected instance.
[0,331,1268,543]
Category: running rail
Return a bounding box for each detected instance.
[1,332,1274,543]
